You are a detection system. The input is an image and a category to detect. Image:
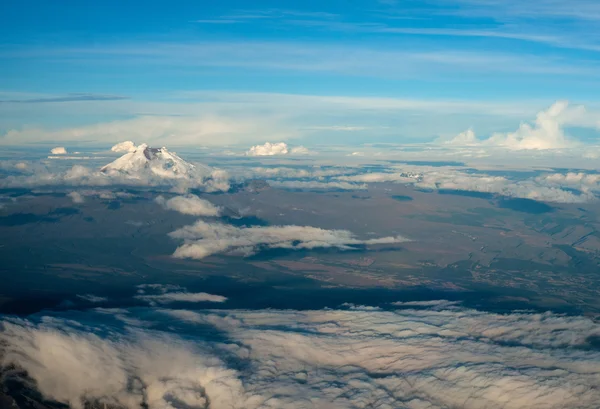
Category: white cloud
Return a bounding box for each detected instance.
[439,101,600,150]
[50,147,67,155]
[246,142,289,156]
[67,191,85,204]
[155,194,221,216]
[0,148,231,193]
[2,303,600,409]
[169,221,409,259]
[414,170,595,203]
[111,140,136,152]
[135,292,227,304]
[438,128,478,146]
[486,101,576,149]
[331,165,596,203]
[14,162,27,170]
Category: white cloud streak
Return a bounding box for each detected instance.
[135,292,227,304]
[169,221,409,259]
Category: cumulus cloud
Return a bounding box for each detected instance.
[169,221,409,259]
[246,142,289,156]
[486,101,576,149]
[438,101,600,150]
[67,191,85,204]
[438,128,478,146]
[155,194,221,216]
[538,172,600,193]
[2,303,600,409]
[50,147,67,155]
[110,140,136,152]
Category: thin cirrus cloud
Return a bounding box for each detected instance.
[0,93,129,104]
[1,302,600,408]
[190,4,600,51]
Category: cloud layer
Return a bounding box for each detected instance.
[169,221,409,259]
[2,303,600,408]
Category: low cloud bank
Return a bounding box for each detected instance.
[136,292,227,304]
[2,303,600,408]
[134,283,227,304]
[169,221,409,259]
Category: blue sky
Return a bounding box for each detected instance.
[1,0,600,147]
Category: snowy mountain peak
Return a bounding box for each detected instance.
[101,143,202,179]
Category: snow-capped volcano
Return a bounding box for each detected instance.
[101,143,211,179]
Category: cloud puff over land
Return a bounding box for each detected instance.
[155,194,221,216]
[50,147,67,155]
[169,221,409,259]
[2,303,600,408]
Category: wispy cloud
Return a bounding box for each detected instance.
[5,41,597,78]
[0,93,129,104]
